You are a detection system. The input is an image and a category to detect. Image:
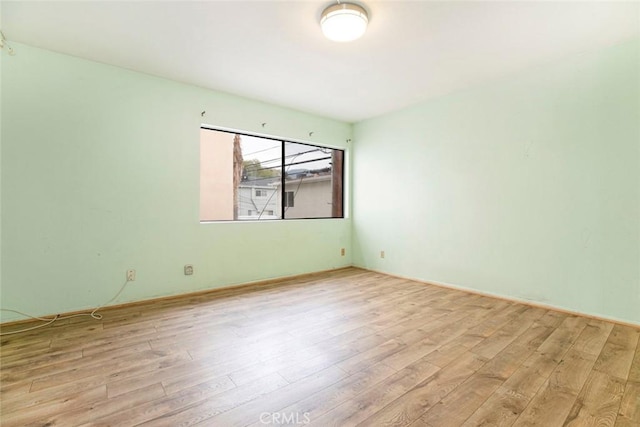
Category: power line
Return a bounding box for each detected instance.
[242,145,281,157]
[240,148,325,171]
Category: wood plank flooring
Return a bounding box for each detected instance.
[1,268,638,426]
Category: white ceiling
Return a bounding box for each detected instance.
[2,1,639,122]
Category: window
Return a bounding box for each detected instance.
[284,191,294,208]
[200,127,344,221]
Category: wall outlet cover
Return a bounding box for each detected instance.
[184,265,194,276]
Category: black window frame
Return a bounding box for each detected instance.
[201,126,345,222]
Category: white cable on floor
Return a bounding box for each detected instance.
[0,279,130,336]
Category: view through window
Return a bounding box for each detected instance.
[200,128,344,221]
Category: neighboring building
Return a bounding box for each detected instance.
[237,178,280,219]
[281,174,333,219]
[237,173,334,220]
[200,128,234,221]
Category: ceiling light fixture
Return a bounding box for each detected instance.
[320,2,368,42]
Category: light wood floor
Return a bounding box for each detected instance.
[1,268,639,426]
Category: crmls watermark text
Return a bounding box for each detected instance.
[259,412,311,425]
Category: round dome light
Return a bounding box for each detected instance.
[320,3,368,42]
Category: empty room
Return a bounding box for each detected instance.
[1,1,639,426]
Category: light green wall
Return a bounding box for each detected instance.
[3,39,638,326]
[0,43,352,322]
[353,39,640,325]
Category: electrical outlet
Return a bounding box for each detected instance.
[380,251,385,259]
[184,264,194,276]
[341,248,346,256]
[126,269,136,281]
